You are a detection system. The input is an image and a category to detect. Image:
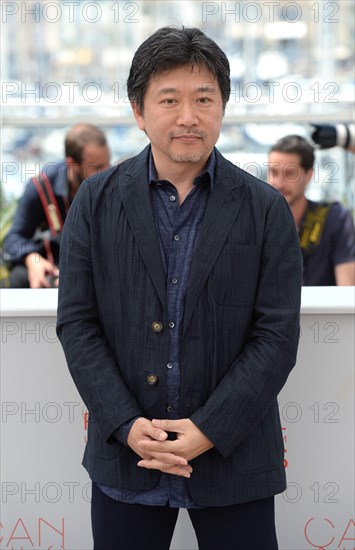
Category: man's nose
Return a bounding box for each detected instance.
[269,174,283,190]
[176,102,199,126]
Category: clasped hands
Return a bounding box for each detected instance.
[127,418,213,478]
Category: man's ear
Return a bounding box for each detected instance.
[66,156,79,182]
[131,101,145,131]
[65,156,76,168]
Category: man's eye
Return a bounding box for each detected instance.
[198,97,211,103]
[161,98,176,104]
[286,171,297,179]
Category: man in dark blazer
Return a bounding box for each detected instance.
[57,27,302,550]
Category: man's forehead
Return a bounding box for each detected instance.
[156,83,218,94]
[150,64,218,86]
[82,143,109,160]
[269,151,303,168]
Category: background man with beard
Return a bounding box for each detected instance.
[4,123,110,287]
[268,135,355,285]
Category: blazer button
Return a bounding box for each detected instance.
[147,374,158,385]
[151,321,163,333]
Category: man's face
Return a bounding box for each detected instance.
[68,143,111,192]
[268,151,313,207]
[131,64,224,172]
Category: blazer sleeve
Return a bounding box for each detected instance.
[190,193,302,457]
[56,179,143,443]
[4,179,47,263]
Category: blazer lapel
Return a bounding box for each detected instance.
[183,153,247,334]
[119,147,247,319]
[119,147,167,310]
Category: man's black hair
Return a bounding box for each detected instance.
[270,135,315,171]
[127,26,231,113]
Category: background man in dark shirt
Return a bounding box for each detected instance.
[4,123,110,288]
[268,135,355,285]
[57,27,302,550]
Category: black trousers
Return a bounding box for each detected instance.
[91,482,279,550]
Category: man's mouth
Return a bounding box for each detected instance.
[175,135,200,142]
[171,131,204,143]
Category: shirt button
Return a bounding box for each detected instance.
[166,405,173,413]
[169,195,176,202]
[173,234,180,241]
[168,321,175,329]
[167,362,173,369]
[151,321,163,333]
[171,277,178,285]
[146,374,158,385]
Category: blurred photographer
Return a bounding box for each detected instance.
[311,123,355,153]
[268,135,355,286]
[4,124,110,288]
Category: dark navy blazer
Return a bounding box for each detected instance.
[57,145,302,507]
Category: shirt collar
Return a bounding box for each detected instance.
[148,148,215,191]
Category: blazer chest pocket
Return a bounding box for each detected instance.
[210,244,261,306]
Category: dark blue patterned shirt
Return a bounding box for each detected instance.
[99,150,215,507]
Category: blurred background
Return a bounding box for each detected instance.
[1,0,354,231]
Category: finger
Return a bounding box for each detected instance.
[142,424,168,442]
[138,439,178,454]
[40,276,51,288]
[131,418,167,441]
[137,459,192,477]
[47,263,58,275]
[137,441,186,462]
[151,427,168,441]
[151,418,183,432]
[148,451,187,466]
[138,460,192,474]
